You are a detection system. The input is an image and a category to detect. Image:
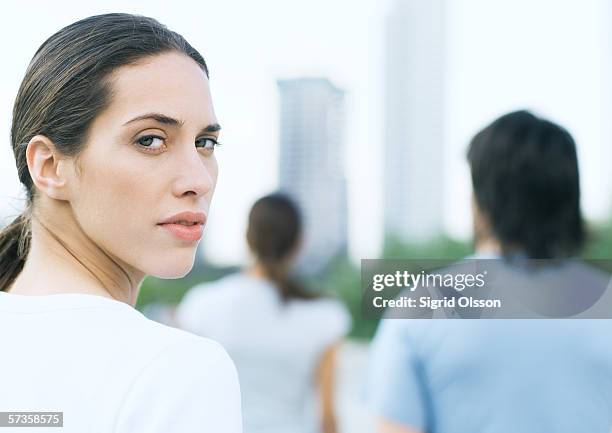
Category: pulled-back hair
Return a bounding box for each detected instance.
[246,193,317,301]
[467,110,585,259]
[0,13,209,291]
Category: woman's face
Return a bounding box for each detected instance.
[68,51,219,278]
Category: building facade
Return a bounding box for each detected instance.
[384,0,447,244]
[277,78,348,275]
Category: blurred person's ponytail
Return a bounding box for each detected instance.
[0,12,209,291]
[246,193,316,302]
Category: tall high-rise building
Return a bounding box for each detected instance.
[277,78,347,275]
[384,0,446,244]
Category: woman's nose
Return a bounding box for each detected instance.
[172,147,215,198]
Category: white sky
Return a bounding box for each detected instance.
[0,0,610,267]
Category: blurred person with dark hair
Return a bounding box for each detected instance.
[468,110,584,259]
[367,110,612,433]
[175,193,351,433]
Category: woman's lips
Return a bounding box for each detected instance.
[158,223,203,242]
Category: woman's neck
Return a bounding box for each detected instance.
[5,210,143,306]
[245,262,270,280]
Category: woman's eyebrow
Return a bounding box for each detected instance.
[200,123,222,134]
[122,112,221,134]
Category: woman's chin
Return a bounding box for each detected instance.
[148,261,195,279]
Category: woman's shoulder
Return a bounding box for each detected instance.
[114,304,233,368]
[291,295,349,317]
[134,308,228,352]
[178,272,273,310]
[142,326,237,375]
[114,321,242,432]
[287,296,352,340]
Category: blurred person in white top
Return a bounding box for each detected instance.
[176,193,351,433]
[0,13,241,433]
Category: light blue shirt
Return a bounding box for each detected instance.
[366,255,612,433]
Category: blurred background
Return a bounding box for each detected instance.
[2,1,612,431]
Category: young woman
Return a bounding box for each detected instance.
[175,193,351,433]
[0,13,241,432]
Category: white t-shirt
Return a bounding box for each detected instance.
[0,291,242,433]
[175,273,351,433]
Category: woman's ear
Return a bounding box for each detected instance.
[26,134,74,201]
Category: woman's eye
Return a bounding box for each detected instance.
[134,135,218,154]
[196,137,220,153]
[135,135,165,150]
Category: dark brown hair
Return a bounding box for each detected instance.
[246,193,316,302]
[467,110,584,259]
[0,13,209,291]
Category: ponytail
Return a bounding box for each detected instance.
[247,193,320,303]
[0,210,32,292]
[259,257,316,302]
